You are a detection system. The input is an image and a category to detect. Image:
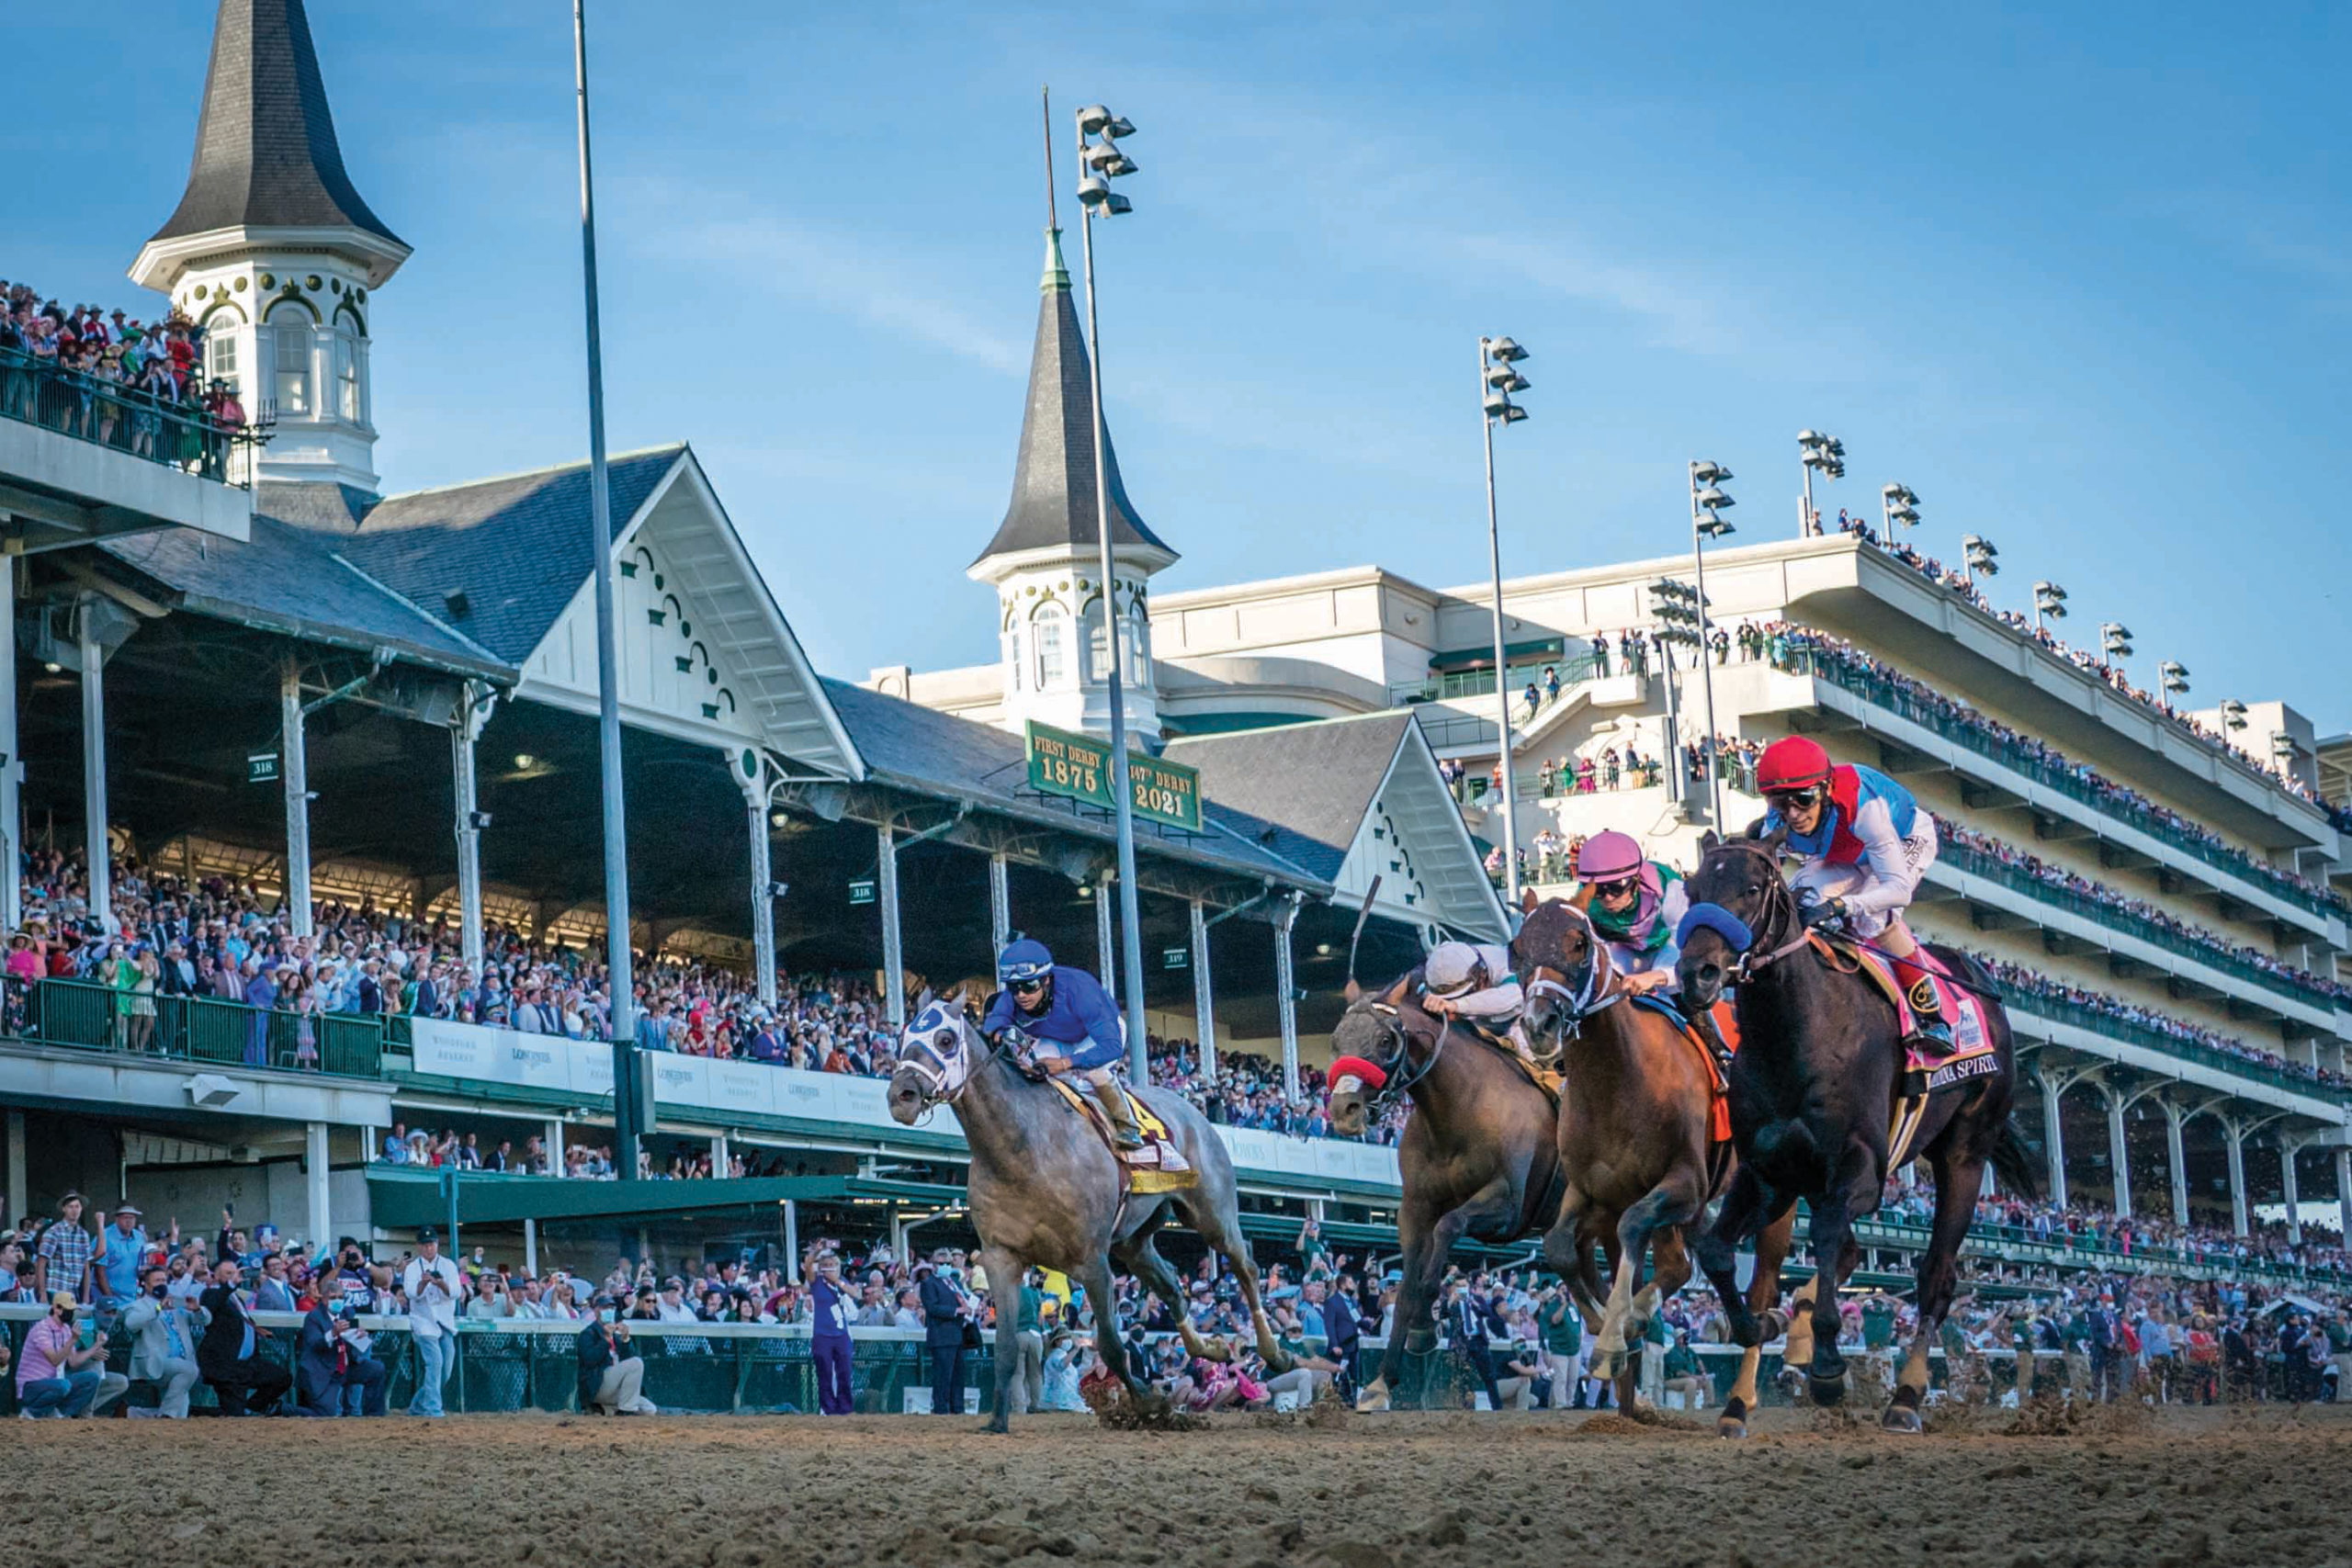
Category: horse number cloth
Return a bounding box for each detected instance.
[1815,934,1994,1079]
[1629,994,1733,1145]
[1045,1077,1197,1195]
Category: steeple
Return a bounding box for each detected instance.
[968,224,1175,578]
[130,0,409,493]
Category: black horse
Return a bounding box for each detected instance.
[1675,829,2038,1431]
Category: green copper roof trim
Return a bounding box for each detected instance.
[1041,225,1070,291]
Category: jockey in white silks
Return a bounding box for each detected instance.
[1572,829,1690,999]
[1421,942,1542,1068]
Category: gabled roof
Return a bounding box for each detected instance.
[1164,713,1418,883]
[268,447,685,665]
[821,679,1321,889]
[148,0,403,249]
[98,514,509,680]
[971,229,1173,572]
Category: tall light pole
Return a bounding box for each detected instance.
[1798,429,1844,536]
[1479,335,1531,908]
[1962,533,1999,590]
[2159,660,2190,713]
[2031,579,2068,633]
[1072,101,1149,1080]
[2100,620,2134,684]
[573,0,639,1176]
[1649,579,1699,812]
[1688,461,1735,827]
[1881,481,1919,536]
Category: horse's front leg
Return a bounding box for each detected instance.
[1801,1144,1877,1406]
[978,1244,1024,1434]
[1074,1256,1161,1416]
[1720,1205,1795,1438]
[1692,1165,1773,1347]
[1361,1196,1484,1411]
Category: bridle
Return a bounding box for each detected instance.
[1340,987,1448,1110]
[1519,903,1623,1046]
[1679,841,1810,985]
[894,1001,980,1108]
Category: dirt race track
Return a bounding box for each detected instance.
[17,1403,2349,1567]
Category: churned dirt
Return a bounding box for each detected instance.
[15,1404,2348,1567]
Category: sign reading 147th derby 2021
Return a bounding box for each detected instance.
[1024,720,1204,833]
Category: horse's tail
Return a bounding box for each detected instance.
[1987,1114,2041,1202]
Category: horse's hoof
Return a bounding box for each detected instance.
[1807,1373,1847,1408]
[1354,1381,1393,1414]
[1716,1416,1748,1439]
[1881,1404,1923,1434]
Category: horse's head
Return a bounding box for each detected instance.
[888,988,973,1124]
[1510,896,1600,1037]
[1326,972,1442,1136]
[1674,826,1790,1008]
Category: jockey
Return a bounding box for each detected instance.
[979,938,1144,1150]
[1574,829,1689,998]
[1753,735,1951,1051]
[1421,941,1542,1069]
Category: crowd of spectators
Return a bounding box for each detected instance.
[1822,512,2352,836]
[1943,822,2352,1008]
[0,281,248,479]
[1762,623,2352,915]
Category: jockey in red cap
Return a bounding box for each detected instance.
[1573,829,1689,998]
[1754,735,1951,1052]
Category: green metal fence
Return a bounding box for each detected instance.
[7,978,382,1079]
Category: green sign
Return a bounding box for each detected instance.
[1023,720,1204,833]
[1163,946,1189,970]
[847,878,876,907]
[247,751,279,784]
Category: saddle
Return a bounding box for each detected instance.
[1042,1077,1197,1196]
[1464,1021,1563,1101]
[1629,995,1735,1146]
[1807,933,1996,1088]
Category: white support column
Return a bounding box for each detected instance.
[305,1121,331,1253]
[2336,1148,2352,1248]
[2225,1122,2249,1237]
[877,824,905,1030]
[2165,1101,2191,1226]
[2105,1086,2131,1218]
[989,853,1012,956]
[5,1104,26,1222]
[710,1134,731,1179]
[2036,1068,2068,1211]
[0,552,18,934]
[1190,897,1216,1080]
[2280,1140,2303,1244]
[451,685,492,973]
[523,1217,539,1277]
[1274,895,1302,1102]
[783,1199,800,1282]
[739,761,776,1007]
[1095,875,1116,1002]
[78,599,112,933]
[281,659,313,938]
[545,1118,565,1178]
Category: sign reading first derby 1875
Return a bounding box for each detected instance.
[1024,720,1204,833]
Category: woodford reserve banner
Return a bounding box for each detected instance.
[1023,719,1204,833]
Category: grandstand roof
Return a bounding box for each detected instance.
[148,0,405,251]
[265,448,686,666]
[971,229,1173,574]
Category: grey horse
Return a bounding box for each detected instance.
[887,989,1294,1432]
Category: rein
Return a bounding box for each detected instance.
[1349,998,1447,1109]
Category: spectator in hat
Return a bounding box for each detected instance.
[17,1291,119,1418]
[87,1202,147,1312]
[400,1226,463,1416]
[122,1264,206,1418]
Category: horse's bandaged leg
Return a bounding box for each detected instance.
[1780,1275,1821,1371]
[1897,1328,1934,1400]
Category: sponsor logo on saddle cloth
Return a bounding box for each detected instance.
[1851,949,1993,1087]
[1044,1078,1196,1193]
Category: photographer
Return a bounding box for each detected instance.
[1538,1282,1583,1410]
[576,1296,656,1415]
[297,1292,387,1416]
[399,1226,463,1417]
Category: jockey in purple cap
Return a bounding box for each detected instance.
[1575,830,1690,998]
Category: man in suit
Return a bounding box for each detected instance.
[296,1295,386,1416]
[198,1258,292,1415]
[917,1260,967,1416]
[1323,1271,1362,1404]
[2087,1292,2121,1404]
[121,1264,207,1418]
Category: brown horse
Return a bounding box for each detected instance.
[1513,897,1794,1432]
[1328,972,1564,1411]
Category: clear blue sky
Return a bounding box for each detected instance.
[6,3,2346,728]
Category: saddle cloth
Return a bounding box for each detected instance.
[1045,1077,1197,1195]
[1816,935,1998,1090]
[1629,995,1734,1145]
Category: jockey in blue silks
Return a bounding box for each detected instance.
[980,938,1144,1149]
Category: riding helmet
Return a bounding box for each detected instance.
[997,938,1055,986]
[1755,735,1834,794]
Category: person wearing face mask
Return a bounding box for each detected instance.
[122,1265,208,1418]
[17,1292,119,1418]
[297,1292,386,1416]
[576,1297,657,1416]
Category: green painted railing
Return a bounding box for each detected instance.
[7,978,382,1079]
[2002,990,2352,1105]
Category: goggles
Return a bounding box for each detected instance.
[1765,784,1826,812]
[1589,875,1640,899]
[1010,977,1049,996]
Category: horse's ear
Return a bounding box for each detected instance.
[914,986,935,1013]
[1751,818,1787,851]
[1519,886,1541,916]
[1343,977,1363,1004]
[1698,829,1721,852]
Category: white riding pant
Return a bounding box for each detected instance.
[1789,821,1938,940]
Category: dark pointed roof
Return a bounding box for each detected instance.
[149,0,403,248]
[971,229,1172,570]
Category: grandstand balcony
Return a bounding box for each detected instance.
[0,348,253,550]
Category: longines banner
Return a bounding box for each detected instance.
[1023,720,1204,833]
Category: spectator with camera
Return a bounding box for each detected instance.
[400,1225,464,1416]
[577,1297,657,1415]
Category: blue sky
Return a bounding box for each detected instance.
[6,3,2346,728]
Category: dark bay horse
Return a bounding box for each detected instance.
[1327,972,1563,1410]
[1675,830,2037,1430]
[888,991,1290,1432]
[1513,896,1795,1432]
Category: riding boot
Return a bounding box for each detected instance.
[1092,1077,1146,1150]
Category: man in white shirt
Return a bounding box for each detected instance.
[400,1227,464,1416]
